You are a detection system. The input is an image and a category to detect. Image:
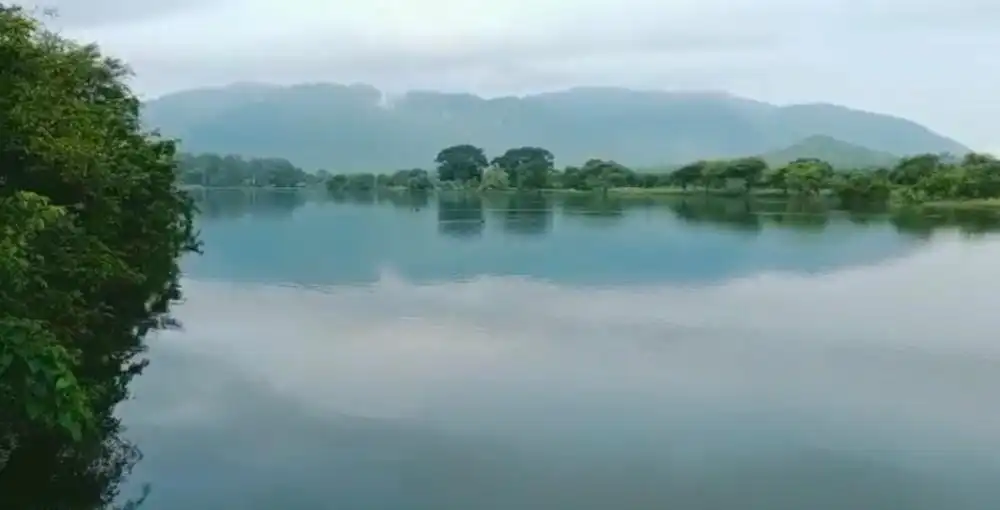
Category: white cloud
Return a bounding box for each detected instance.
[20,0,1000,149]
[117,231,1000,507]
[149,234,1000,444]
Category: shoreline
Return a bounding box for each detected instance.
[182,185,1000,211]
[919,198,1000,209]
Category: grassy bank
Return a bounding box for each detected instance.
[181,184,316,191]
[602,186,791,199]
[440,185,795,198]
[920,198,1000,209]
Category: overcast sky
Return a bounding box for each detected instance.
[20,0,1000,150]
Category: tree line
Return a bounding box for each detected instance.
[176,152,323,187]
[182,143,1000,207]
[175,153,437,191]
[419,144,1000,205]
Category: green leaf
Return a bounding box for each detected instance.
[55,376,72,390]
[59,413,83,442]
[25,399,43,420]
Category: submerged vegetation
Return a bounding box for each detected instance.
[1,6,198,508]
[181,143,1000,209]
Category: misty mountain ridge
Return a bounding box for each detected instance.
[759,135,901,169]
[142,82,968,172]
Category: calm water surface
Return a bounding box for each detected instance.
[121,190,1000,509]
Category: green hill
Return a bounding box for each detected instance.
[760,135,900,169]
[141,83,968,172]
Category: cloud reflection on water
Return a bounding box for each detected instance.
[124,233,1000,509]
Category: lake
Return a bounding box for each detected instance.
[120,189,1000,509]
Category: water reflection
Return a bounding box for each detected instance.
[561,194,626,227]
[380,189,430,211]
[183,189,1000,287]
[189,189,1000,239]
[493,193,554,236]
[890,206,1000,239]
[669,198,762,233]
[437,193,484,238]
[125,237,1000,509]
[190,188,308,219]
[328,189,377,205]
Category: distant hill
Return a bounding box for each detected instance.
[760,135,900,169]
[141,83,969,172]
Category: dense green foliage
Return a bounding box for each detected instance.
[141,83,968,171]
[175,152,324,187]
[326,169,433,192]
[178,141,996,207]
[0,6,198,509]
[316,144,1000,207]
[179,138,996,208]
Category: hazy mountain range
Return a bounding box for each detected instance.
[758,135,901,169]
[141,83,969,172]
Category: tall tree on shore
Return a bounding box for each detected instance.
[725,157,768,192]
[491,147,555,190]
[784,158,834,195]
[434,144,488,183]
[0,6,199,508]
[671,161,705,191]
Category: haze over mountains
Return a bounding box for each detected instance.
[142,82,969,172]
